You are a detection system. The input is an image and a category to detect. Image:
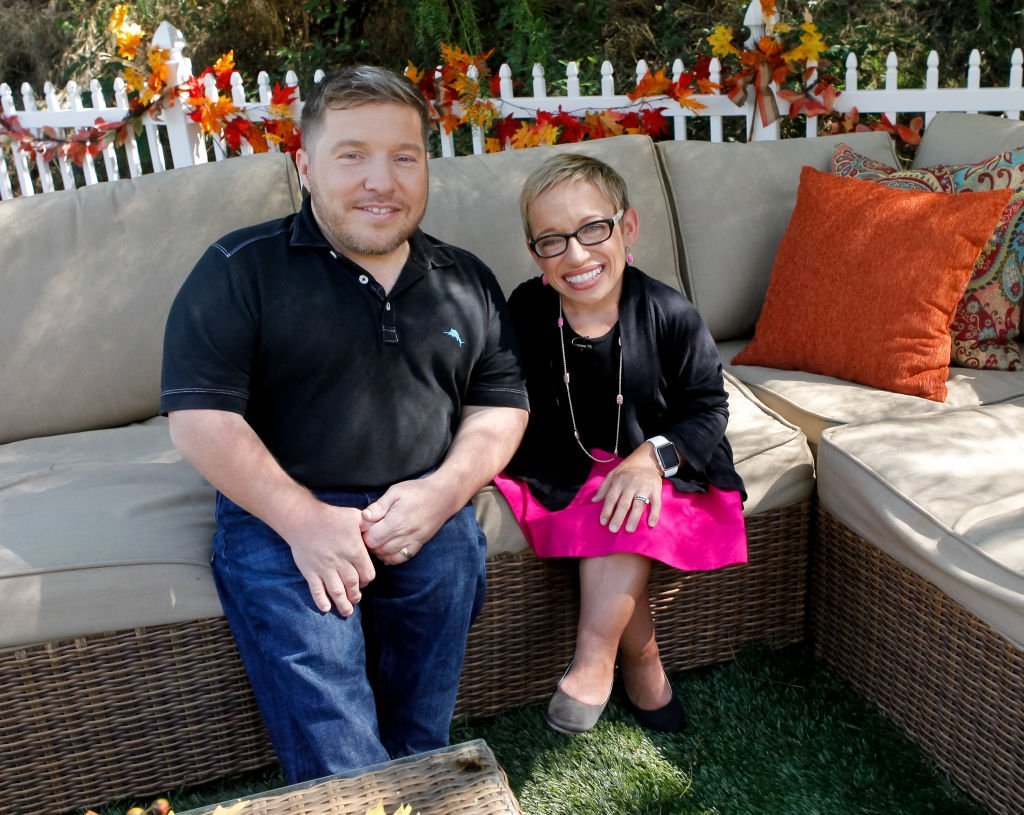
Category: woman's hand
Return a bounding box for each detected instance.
[592,443,664,533]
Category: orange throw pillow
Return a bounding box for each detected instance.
[732,167,1011,401]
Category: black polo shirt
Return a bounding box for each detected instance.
[160,197,529,490]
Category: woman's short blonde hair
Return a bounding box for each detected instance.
[519,153,631,239]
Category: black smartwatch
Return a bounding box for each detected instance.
[647,435,680,478]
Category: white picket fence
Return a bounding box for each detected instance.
[2,0,1024,200]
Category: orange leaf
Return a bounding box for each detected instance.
[598,109,625,137]
[438,112,460,134]
[246,122,269,153]
[440,43,474,71]
[895,124,922,145]
[213,51,235,76]
[628,68,673,101]
[405,61,424,85]
[485,137,503,153]
[674,86,707,113]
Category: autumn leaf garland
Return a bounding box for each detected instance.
[1,1,924,170]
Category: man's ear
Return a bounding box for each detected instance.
[295,149,311,190]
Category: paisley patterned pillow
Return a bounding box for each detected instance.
[832,143,1023,371]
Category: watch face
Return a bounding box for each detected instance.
[657,443,680,470]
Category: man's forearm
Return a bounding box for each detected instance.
[427,404,529,515]
[168,409,319,536]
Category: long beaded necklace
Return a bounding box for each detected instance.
[556,298,624,463]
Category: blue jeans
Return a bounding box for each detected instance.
[211,490,487,784]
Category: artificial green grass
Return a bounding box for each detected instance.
[455,647,984,815]
[88,646,985,815]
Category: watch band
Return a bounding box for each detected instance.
[647,435,680,478]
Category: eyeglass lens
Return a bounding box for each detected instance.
[534,219,614,258]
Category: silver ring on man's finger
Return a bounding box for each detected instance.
[633,494,651,505]
[400,546,412,560]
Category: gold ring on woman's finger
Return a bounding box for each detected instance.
[400,546,412,560]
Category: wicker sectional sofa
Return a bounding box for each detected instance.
[0,115,1020,815]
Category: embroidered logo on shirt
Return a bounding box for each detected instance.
[443,328,465,348]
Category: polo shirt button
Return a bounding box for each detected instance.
[358,275,369,284]
[329,250,337,259]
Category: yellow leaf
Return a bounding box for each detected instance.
[213,51,235,75]
[365,802,386,815]
[122,65,147,94]
[707,25,741,59]
[784,21,826,64]
[109,5,144,60]
[148,47,170,86]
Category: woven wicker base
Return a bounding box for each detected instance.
[457,501,809,715]
[0,618,275,815]
[180,739,521,815]
[813,509,1024,815]
[0,502,806,815]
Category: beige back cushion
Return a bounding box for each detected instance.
[657,131,898,341]
[0,153,301,445]
[913,112,1024,168]
[421,134,681,298]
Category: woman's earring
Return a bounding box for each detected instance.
[541,275,549,286]
[626,246,634,266]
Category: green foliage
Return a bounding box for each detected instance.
[1,0,1022,111]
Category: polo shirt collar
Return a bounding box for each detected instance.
[288,195,456,276]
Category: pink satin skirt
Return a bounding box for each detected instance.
[493,453,747,572]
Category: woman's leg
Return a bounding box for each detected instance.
[617,581,673,710]
[559,552,651,704]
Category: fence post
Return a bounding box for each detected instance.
[152,21,206,168]
[1008,48,1023,120]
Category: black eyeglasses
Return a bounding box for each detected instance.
[529,210,624,258]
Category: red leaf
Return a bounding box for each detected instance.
[270,82,298,107]
[493,113,519,146]
[694,54,713,84]
[639,107,670,138]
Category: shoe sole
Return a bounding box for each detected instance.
[544,712,592,735]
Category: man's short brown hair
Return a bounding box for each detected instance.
[300,66,432,149]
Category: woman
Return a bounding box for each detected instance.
[494,153,747,735]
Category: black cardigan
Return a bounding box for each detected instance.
[505,267,746,511]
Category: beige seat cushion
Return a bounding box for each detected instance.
[818,400,1024,649]
[722,339,1024,447]
[0,154,301,446]
[422,135,682,298]
[0,418,222,650]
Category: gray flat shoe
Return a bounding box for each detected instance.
[544,664,612,735]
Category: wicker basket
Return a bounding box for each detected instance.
[180,739,521,815]
[812,509,1024,815]
[0,502,807,815]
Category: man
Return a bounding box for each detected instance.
[160,66,529,783]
